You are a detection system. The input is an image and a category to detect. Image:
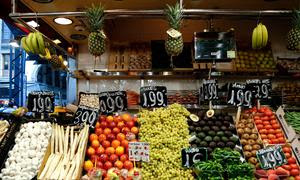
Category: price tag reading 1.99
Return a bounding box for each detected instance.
[256,145,287,170]
[140,86,167,108]
[28,91,55,113]
[227,83,253,107]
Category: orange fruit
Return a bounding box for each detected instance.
[121,140,129,148]
[112,140,121,149]
[115,146,125,156]
[117,121,125,129]
[120,154,128,162]
[103,128,112,135]
[95,128,103,136]
[105,147,115,155]
[114,160,123,169]
[96,146,105,155]
[106,116,114,123]
[95,122,101,128]
[123,160,133,170]
[86,146,96,157]
[122,113,132,122]
[91,140,100,149]
[131,127,139,134]
[98,134,106,142]
[117,133,126,141]
[112,127,121,134]
[89,133,98,142]
[102,140,111,148]
[84,160,93,171]
[114,115,122,123]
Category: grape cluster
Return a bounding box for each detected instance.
[138,104,193,180]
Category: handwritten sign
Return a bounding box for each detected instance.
[140,86,167,108]
[28,91,54,113]
[201,79,218,100]
[227,83,253,107]
[128,142,150,162]
[182,147,208,168]
[256,145,287,169]
[99,91,127,114]
[73,105,98,128]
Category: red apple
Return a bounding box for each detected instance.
[112,127,120,134]
[96,161,103,168]
[109,121,117,129]
[122,127,130,134]
[126,121,135,128]
[110,154,119,163]
[100,121,108,129]
[117,122,125,129]
[100,154,108,163]
[104,161,113,170]
[100,115,106,122]
[95,128,103,136]
[107,133,116,142]
[90,155,100,163]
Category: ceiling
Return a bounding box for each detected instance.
[19,0,296,45]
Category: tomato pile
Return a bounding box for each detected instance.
[84,113,139,179]
[281,146,300,178]
[252,107,286,144]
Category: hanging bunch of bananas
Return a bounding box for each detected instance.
[252,23,268,49]
[21,32,46,55]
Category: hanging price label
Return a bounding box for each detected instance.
[182,147,208,168]
[246,79,272,99]
[140,86,167,108]
[27,91,55,113]
[256,145,287,170]
[201,79,218,100]
[99,91,128,114]
[128,142,150,162]
[227,83,253,107]
[73,105,99,128]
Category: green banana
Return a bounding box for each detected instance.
[25,33,34,53]
[252,27,258,49]
[261,24,268,47]
[31,32,40,54]
[21,37,31,53]
[35,32,46,55]
[256,24,263,49]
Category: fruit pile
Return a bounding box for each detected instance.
[21,32,46,56]
[189,111,240,155]
[138,104,193,179]
[84,113,139,179]
[255,146,300,179]
[251,106,286,145]
[236,112,263,168]
[285,112,300,134]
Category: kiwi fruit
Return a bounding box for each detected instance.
[242,134,250,139]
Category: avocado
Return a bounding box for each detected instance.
[221,126,227,131]
[203,126,210,132]
[199,120,206,126]
[189,126,195,132]
[207,121,214,126]
[209,142,217,148]
[203,116,209,121]
[226,142,235,149]
[217,142,225,147]
[221,136,229,142]
[199,141,208,147]
[216,131,224,137]
[224,131,233,137]
[207,147,213,153]
[211,116,217,121]
[190,132,197,137]
[195,127,202,132]
[223,121,230,126]
[229,136,239,143]
[215,121,222,126]
[208,130,216,136]
[197,132,206,139]
[204,136,213,142]
[191,144,198,148]
[192,122,199,126]
[224,115,231,121]
[228,126,236,132]
[217,115,223,120]
[195,139,201,144]
[213,136,221,142]
[211,126,220,131]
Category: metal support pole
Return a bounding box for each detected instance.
[11,0,16,14]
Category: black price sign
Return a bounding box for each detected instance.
[74,105,99,128]
[99,91,127,114]
[256,145,287,170]
[246,79,272,99]
[201,79,218,100]
[28,91,54,113]
[140,86,167,108]
[227,83,253,107]
[182,147,208,168]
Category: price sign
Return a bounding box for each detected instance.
[256,145,287,169]
[128,142,150,162]
[227,83,253,107]
[28,91,54,113]
[73,105,99,128]
[246,79,272,99]
[99,91,127,114]
[140,86,167,108]
[201,79,218,100]
[182,147,208,168]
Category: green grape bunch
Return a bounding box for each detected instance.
[138,104,194,180]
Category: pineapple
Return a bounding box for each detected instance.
[86,4,106,56]
[287,10,300,51]
[164,2,184,56]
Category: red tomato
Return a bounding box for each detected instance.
[291,169,300,176]
[278,137,286,143]
[259,129,268,134]
[270,120,278,124]
[261,134,268,139]
[295,176,300,180]
[270,115,277,120]
[284,153,291,159]
[104,161,113,170]
[288,157,297,164]
[254,116,261,120]
[257,124,264,130]
[283,165,292,171]
[283,147,292,153]
[265,125,272,130]
[268,129,275,134]
[265,111,273,116]
[272,124,280,129]
[275,129,282,134]
[276,133,284,138]
[267,134,276,139]
[290,164,299,170]
[271,139,279,144]
[262,116,270,121]
[255,120,263,125]
[263,121,270,125]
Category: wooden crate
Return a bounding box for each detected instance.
[193,61,236,72]
[108,49,129,72]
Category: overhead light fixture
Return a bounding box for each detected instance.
[63,60,68,66]
[54,17,73,25]
[9,39,20,48]
[32,0,53,3]
[53,39,61,44]
[27,20,40,28]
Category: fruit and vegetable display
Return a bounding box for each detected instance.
[252,23,268,50]
[138,104,194,179]
[251,106,286,145]
[234,50,276,72]
[188,111,241,155]
[277,58,300,73]
[128,44,152,70]
[38,124,89,179]
[79,93,100,109]
[285,112,300,134]
[0,120,9,142]
[194,148,255,180]
[83,113,139,179]
[126,90,139,106]
[236,111,263,168]
[168,90,198,105]
[0,121,52,180]
[21,32,46,56]
[274,83,300,107]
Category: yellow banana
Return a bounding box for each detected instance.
[256,24,263,49]
[261,24,268,47]
[45,48,51,59]
[31,32,39,54]
[252,27,258,49]
[25,33,34,53]
[35,32,46,55]
[21,37,31,53]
